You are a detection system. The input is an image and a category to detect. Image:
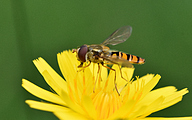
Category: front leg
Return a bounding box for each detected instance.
[78,62,84,68]
[77,61,91,72]
[78,51,93,68]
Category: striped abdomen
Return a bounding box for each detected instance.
[111,51,145,64]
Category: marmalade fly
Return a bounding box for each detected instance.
[73,26,145,95]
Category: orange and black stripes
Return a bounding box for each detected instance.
[111,51,145,64]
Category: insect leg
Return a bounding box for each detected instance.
[117,65,128,82]
[78,62,84,68]
[77,61,91,72]
[103,61,128,82]
[93,63,100,93]
[101,62,120,96]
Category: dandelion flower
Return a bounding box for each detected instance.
[22,50,191,120]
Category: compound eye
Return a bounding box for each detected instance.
[78,45,88,62]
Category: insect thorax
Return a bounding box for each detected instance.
[86,45,105,63]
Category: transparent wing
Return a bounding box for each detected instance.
[102,55,134,68]
[101,26,132,46]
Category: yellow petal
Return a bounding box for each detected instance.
[136,96,165,118]
[22,79,66,105]
[117,67,134,89]
[89,63,108,89]
[139,74,155,85]
[81,95,97,119]
[137,117,192,120]
[137,86,177,107]
[33,57,68,94]
[26,100,88,120]
[154,88,189,112]
[104,65,119,92]
[25,100,68,112]
[163,88,189,103]
[108,100,136,119]
[121,67,134,82]
[57,50,79,82]
[140,74,161,99]
[89,63,108,83]
[54,112,88,120]
[113,65,132,89]
[60,90,85,115]
[129,105,148,120]
[77,64,95,95]
[58,51,94,96]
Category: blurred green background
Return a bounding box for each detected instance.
[1,0,192,119]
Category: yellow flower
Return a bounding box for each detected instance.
[22,50,191,120]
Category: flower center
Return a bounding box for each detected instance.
[91,91,122,119]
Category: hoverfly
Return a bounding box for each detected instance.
[72,26,145,95]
